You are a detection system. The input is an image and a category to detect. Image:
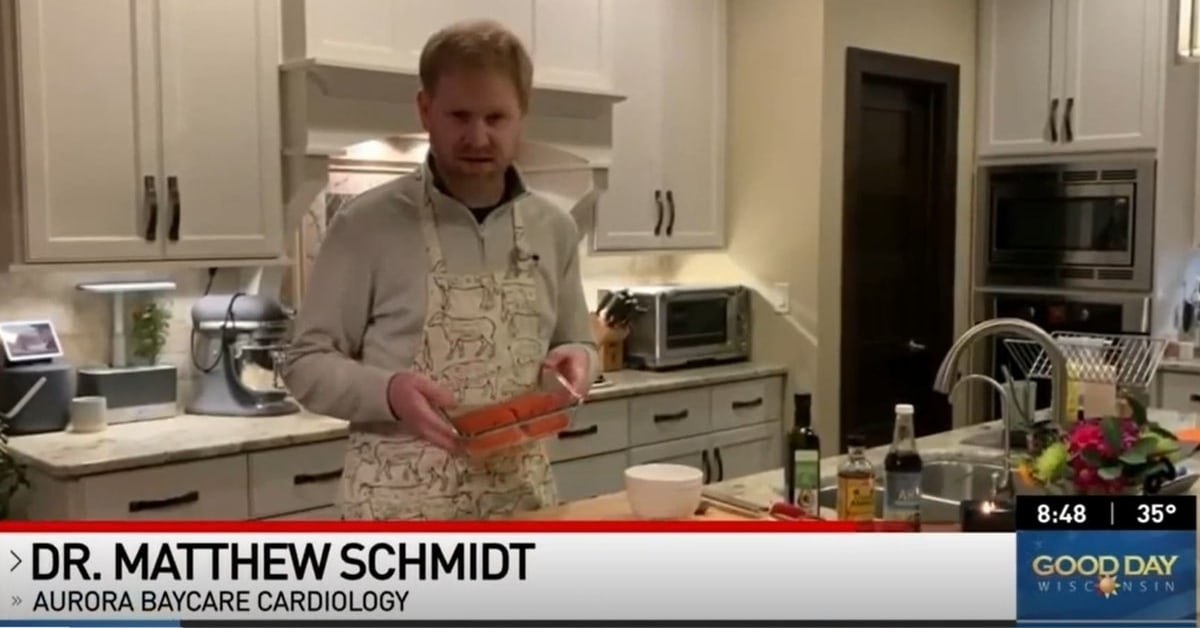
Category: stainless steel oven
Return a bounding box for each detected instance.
[604,284,751,370]
[979,159,1155,291]
[982,289,1151,419]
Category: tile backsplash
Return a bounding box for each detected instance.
[0,268,244,406]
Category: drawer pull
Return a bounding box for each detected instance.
[653,410,689,423]
[731,397,764,410]
[557,425,599,439]
[1189,394,1200,403]
[293,469,343,485]
[128,490,199,513]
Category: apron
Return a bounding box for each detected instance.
[338,173,558,520]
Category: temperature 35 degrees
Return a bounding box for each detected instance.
[1137,502,1177,525]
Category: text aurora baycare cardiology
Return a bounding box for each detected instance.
[25,540,535,614]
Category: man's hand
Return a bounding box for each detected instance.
[542,345,593,399]
[385,372,460,452]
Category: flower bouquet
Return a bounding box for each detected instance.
[1015,396,1183,495]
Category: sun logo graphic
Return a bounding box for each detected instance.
[1095,574,1121,599]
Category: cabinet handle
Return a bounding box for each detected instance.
[1188,394,1200,403]
[128,490,199,513]
[167,176,182,241]
[731,397,764,410]
[142,176,158,242]
[293,469,342,485]
[665,190,676,236]
[1048,98,1059,142]
[700,450,711,484]
[713,447,724,482]
[557,425,599,439]
[653,190,665,236]
[652,409,689,423]
[1063,97,1074,142]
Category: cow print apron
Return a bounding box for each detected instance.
[338,171,557,520]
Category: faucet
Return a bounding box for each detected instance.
[932,318,1070,503]
[933,318,1069,427]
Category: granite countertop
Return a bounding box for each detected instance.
[1159,358,1200,375]
[6,361,787,479]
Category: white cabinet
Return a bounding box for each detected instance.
[1,0,284,265]
[592,0,725,251]
[977,0,1164,157]
[293,0,615,94]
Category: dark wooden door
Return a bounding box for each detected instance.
[840,48,959,449]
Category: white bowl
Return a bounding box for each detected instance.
[624,463,704,519]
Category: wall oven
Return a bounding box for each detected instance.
[983,290,1151,419]
[979,159,1155,292]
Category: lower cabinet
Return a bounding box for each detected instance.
[1154,371,1200,413]
[627,423,781,485]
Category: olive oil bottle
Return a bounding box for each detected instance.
[836,434,875,521]
[784,393,820,517]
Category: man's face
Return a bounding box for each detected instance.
[418,68,524,180]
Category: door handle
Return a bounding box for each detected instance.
[907,339,927,352]
[713,447,724,482]
[665,190,676,236]
[1049,98,1059,142]
[700,450,711,484]
[167,176,181,241]
[143,176,158,242]
[653,190,665,236]
[1063,97,1074,142]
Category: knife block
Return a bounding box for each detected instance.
[589,314,629,373]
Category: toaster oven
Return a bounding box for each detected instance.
[601,284,751,370]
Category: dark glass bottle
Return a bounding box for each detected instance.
[883,403,923,530]
[784,393,821,517]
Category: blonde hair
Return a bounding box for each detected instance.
[419,19,534,112]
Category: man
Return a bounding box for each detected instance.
[283,19,598,521]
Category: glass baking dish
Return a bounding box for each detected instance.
[443,369,583,459]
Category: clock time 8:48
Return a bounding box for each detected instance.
[1038,502,1088,524]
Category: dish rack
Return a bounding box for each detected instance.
[1002,332,1168,389]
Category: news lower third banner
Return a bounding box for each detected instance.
[0,521,1019,624]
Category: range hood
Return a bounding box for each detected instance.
[279,58,625,241]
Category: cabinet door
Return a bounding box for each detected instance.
[711,423,781,484]
[531,0,615,92]
[592,0,665,251]
[15,0,163,262]
[1059,0,1162,152]
[656,0,724,249]
[976,0,1066,157]
[303,0,532,71]
[156,0,284,259]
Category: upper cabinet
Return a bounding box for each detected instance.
[0,0,285,266]
[288,0,726,253]
[592,0,726,251]
[293,0,617,95]
[977,0,1165,157]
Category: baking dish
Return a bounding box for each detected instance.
[443,369,583,459]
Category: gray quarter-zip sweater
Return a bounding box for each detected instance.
[283,164,598,432]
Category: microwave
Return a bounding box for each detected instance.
[600,284,751,370]
[979,158,1155,291]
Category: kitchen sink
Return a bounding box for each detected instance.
[817,460,1012,522]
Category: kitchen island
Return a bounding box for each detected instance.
[520,414,1200,521]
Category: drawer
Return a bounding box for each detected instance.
[552,451,629,503]
[248,439,346,519]
[711,376,783,429]
[261,505,341,520]
[547,399,630,462]
[80,455,249,520]
[1158,371,1200,413]
[629,388,711,446]
[629,433,713,480]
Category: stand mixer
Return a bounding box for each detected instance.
[186,293,299,417]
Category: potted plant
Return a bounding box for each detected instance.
[131,300,171,365]
[1015,396,1183,495]
[0,416,28,520]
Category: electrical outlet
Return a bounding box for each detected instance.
[772,282,790,313]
